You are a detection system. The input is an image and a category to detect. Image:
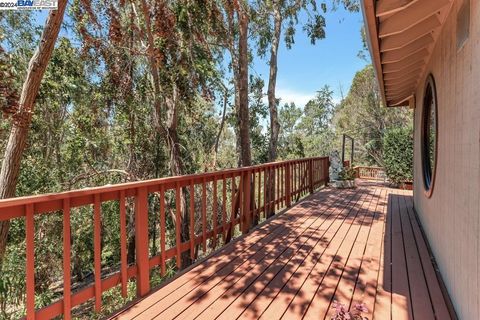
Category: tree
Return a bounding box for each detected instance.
[0,0,68,266]
[218,0,252,167]
[298,86,336,156]
[334,65,412,166]
[278,102,304,159]
[237,0,251,167]
[251,0,359,216]
[251,0,360,163]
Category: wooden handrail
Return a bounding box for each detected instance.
[354,166,386,181]
[2,156,329,319]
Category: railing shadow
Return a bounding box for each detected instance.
[114,183,391,319]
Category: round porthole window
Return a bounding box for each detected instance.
[421,75,438,197]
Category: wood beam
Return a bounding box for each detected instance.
[383,59,424,74]
[362,0,388,108]
[385,75,418,88]
[386,84,416,95]
[379,0,450,38]
[387,85,415,96]
[383,68,421,81]
[382,48,429,68]
[386,89,415,102]
[376,0,417,17]
[389,95,413,106]
[382,34,433,63]
[380,15,440,52]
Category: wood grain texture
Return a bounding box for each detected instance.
[413,1,479,318]
[110,182,453,320]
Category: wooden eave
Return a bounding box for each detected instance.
[362,0,454,107]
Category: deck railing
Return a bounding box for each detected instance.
[354,166,386,181]
[0,156,329,319]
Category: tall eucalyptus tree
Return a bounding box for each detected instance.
[0,0,68,266]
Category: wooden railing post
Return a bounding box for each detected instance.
[63,199,72,320]
[93,195,102,312]
[135,187,150,297]
[285,162,292,207]
[242,169,252,234]
[26,204,35,320]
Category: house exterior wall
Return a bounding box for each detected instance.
[413,1,480,318]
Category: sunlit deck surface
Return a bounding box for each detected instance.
[110,181,453,320]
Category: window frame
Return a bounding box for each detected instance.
[421,74,438,198]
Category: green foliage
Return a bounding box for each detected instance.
[334,65,412,166]
[338,167,356,181]
[278,86,336,160]
[383,126,414,184]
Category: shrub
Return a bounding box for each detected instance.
[338,167,356,181]
[383,126,414,185]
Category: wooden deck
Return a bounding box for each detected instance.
[110,182,453,320]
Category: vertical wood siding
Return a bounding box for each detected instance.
[413,1,480,318]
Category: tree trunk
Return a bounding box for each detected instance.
[237,3,251,168]
[137,0,194,268]
[165,93,192,267]
[0,0,68,266]
[267,7,282,162]
[210,86,229,170]
[266,7,282,218]
[136,0,164,131]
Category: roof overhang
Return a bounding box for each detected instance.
[361,0,454,107]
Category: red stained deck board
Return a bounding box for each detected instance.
[110,182,454,320]
[223,186,365,320]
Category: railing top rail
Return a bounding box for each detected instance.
[2,155,331,319]
[354,166,384,170]
[0,157,328,215]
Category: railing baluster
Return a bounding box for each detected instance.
[160,185,166,276]
[239,173,244,232]
[286,162,291,207]
[325,158,330,184]
[293,162,296,197]
[175,182,182,269]
[26,203,35,320]
[189,180,195,261]
[135,187,150,296]
[280,165,283,208]
[212,176,218,249]
[276,165,279,211]
[257,170,261,221]
[63,199,71,319]
[228,175,235,242]
[308,159,314,194]
[242,169,251,234]
[222,175,227,242]
[271,166,275,212]
[119,191,127,297]
[202,177,207,252]
[263,168,267,219]
[251,170,256,225]
[94,194,102,312]
[267,167,271,216]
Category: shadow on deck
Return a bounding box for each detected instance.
[108,181,455,320]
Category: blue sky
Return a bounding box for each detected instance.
[252,7,369,107]
[34,5,368,108]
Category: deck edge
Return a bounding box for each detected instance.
[412,206,459,320]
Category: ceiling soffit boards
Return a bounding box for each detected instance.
[362,0,454,107]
